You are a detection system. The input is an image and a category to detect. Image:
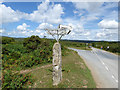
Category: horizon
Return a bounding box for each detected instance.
[1,35,119,42]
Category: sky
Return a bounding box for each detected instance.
[0,1,119,41]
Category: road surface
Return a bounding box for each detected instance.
[69,47,118,88]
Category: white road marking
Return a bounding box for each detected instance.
[102,62,105,65]
[116,80,118,83]
[112,75,115,79]
[70,48,118,85]
[112,75,118,83]
[92,48,118,83]
[105,66,109,71]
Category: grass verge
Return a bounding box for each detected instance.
[68,46,92,50]
[25,49,96,88]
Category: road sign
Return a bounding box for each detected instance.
[45,24,72,85]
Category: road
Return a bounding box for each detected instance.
[69,47,118,88]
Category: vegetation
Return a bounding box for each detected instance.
[1,36,96,88]
[2,37,15,44]
[91,41,120,54]
[1,36,69,88]
[24,50,96,88]
[60,40,91,50]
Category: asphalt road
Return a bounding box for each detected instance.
[69,47,118,88]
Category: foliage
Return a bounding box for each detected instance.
[92,41,120,53]
[61,41,86,47]
[2,36,67,88]
[23,35,41,51]
[2,70,33,88]
[2,37,15,44]
[60,40,91,50]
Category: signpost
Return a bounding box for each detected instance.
[45,24,72,85]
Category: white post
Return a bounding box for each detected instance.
[53,42,62,85]
[44,24,72,86]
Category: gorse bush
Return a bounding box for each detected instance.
[2,35,55,69]
[2,35,67,88]
[23,35,41,51]
[2,37,15,44]
[2,70,33,88]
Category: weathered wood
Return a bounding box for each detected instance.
[53,42,62,85]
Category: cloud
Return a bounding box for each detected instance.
[7,23,49,38]
[26,1,64,24]
[84,32,90,36]
[98,20,118,29]
[17,23,30,31]
[0,28,5,33]
[96,19,118,41]
[73,2,118,23]
[37,23,54,30]
[96,32,105,37]
[102,10,118,21]
[0,4,27,24]
[1,2,118,41]
[95,29,118,41]
[0,1,64,24]
[13,23,35,37]
[73,2,103,13]
[71,2,118,41]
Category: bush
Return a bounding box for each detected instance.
[2,70,33,88]
[92,42,119,53]
[23,35,41,51]
[2,37,15,44]
[2,36,68,88]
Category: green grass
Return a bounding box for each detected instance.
[25,50,96,88]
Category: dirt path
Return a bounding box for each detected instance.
[16,64,52,74]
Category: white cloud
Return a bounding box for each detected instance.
[62,18,94,40]
[73,2,118,24]
[64,18,84,32]
[1,2,118,41]
[96,32,105,37]
[0,28,5,33]
[17,23,30,31]
[26,1,64,24]
[0,1,64,24]
[37,23,54,30]
[84,32,90,36]
[73,2,103,13]
[0,4,27,24]
[96,19,118,41]
[98,20,118,29]
[71,2,118,41]
[10,23,49,38]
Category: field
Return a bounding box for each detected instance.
[1,36,96,88]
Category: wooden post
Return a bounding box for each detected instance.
[53,42,62,85]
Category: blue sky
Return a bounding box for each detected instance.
[0,1,119,41]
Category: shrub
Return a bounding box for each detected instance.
[23,35,41,51]
[2,70,33,88]
[2,37,15,44]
